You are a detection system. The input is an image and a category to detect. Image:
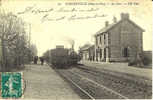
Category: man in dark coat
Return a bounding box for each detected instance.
[40,57,44,65]
[34,56,38,64]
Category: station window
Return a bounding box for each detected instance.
[109,48,111,58]
[104,34,106,44]
[100,36,102,44]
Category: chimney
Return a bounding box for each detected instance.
[105,21,109,27]
[113,16,117,23]
[121,13,129,20]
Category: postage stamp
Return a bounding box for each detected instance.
[1,72,22,98]
[0,73,1,98]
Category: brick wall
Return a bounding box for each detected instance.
[109,20,143,62]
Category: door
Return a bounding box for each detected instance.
[104,48,106,61]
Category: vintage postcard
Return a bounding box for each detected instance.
[0,0,152,99]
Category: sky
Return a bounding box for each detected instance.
[1,0,152,56]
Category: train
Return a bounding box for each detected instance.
[49,46,81,68]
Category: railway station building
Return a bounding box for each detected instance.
[94,13,144,62]
[79,44,95,61]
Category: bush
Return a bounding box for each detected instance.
[128,52,152,67]
[141,54,152,66]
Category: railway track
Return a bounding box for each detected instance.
[74,66,152,99]
[56,69,129,99]
[77,65,152,86]
[57,70,95,99]
[69,71,129,99]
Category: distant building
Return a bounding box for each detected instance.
[88,45,95,61]
[94,13,144,62]
[79,44,95,61]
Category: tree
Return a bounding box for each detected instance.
[0,9,36,71]
[128,45,144,67]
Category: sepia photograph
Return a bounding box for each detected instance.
[0,0,152,99]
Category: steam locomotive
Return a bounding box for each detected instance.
[49,46,81,68]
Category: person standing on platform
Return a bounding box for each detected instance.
[40,57,44,65]
[34,56,38,64]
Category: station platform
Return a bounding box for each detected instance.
[79,61,152,81]
[23,64,80,99]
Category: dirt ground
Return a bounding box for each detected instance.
[23,64,80,99]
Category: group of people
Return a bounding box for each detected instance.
[34,56,44,65]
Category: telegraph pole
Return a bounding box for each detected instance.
[29,23,31,48]
[28,23,31,63]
